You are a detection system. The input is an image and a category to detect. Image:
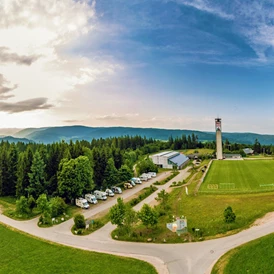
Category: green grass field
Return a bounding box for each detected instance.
[212,233,274,274]
[200,160,274,193]
[181,148,214,154]
[0,223,156,274]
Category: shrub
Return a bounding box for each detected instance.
[28,195,36,213]
[224,206,236,223]
[50,197,67,218]
[74,214,86,229]
[16,196,29,215]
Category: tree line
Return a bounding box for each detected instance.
[0,136,169,201]
[1,134,273,202]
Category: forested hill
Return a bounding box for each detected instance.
[9,125,274,145]
[0,136,32,143]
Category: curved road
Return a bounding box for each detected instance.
[1,169,274,274]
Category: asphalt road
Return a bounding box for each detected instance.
[1,169,274,274]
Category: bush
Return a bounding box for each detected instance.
[28,195,36,213]
[74,214,86,229]
[224,206,236,223]
[50,197,67,218]
[16,196,29,215]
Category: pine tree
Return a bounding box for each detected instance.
[16,147,33,197]
[103,158,119,188]
[7,143,18,196]
[27,151,46,199]
[0,143,9,196]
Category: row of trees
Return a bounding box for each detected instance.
[0,136,160,200]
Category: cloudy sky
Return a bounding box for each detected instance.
[1,0,274,134]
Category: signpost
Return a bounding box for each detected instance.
[166,216,187,235]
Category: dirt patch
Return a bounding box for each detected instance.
[253,212,274,226]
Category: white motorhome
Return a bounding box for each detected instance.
[139,173,149,181]
[94,190,107,200]
[148,172,156,177]
[111,186,122,194]
[131,177,142,184]
[75,197,89,209]
[84,193,98,204]
[105,188,115,197]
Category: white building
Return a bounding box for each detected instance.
[150,151,189,169]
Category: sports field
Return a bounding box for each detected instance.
[200,160,274,193]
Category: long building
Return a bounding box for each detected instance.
[150,151,189,169]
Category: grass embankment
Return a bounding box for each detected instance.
[212,233,274,274]
[181,148,214,154]
[153,171,179,185]
[0,223,157,274]
[0,197,40,220]
[201,160,274,194]
[72,185,158,235]
[0,197,80,225]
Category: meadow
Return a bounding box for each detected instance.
[0,223,156,274]
[200,160,274,193]
[212,233,274,274]
[112,159,274,242]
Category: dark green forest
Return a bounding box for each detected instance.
[0,134,271,202]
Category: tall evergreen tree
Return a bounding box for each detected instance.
[16,147,33,197]
[0,143,9,196]
[103,158,119,188]
[7,143,18,196]
[27,151,46,199]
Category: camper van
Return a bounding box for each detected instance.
[111,186,122,194]
[148,172,156,177]
[139,173,149,181]
[84,193,98,204]
[94,190,107,200]
[105,188,115,197]
[124,182,133,189]
[131,177,142,184]
[75,198,89,209]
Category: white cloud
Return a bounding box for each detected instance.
[0,0,123,123]
[174,0,234,20]
[95,113,139,121]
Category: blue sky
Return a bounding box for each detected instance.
[1,0,274,133]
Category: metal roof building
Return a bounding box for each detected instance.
[150,151,189,169]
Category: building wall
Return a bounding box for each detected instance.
[151,151,188,169]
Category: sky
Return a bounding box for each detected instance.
[1,0,274,134]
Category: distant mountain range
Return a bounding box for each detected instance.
[0,136,32,143]
[0,125,271,145]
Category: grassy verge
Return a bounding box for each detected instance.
[0,223,157,274]
[212,233,274,274]
[0,196,40,220]
[39,205,81,228]
[181,148,214,154]
[153,171,179,185]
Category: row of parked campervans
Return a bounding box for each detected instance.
[75,173,157,209]
[75,186,123,209]
[139,172,156,181]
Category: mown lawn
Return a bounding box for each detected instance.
[0,223,157,274]
[212,233,274,274]
[182,148,214,154]
[200,160,274,193]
